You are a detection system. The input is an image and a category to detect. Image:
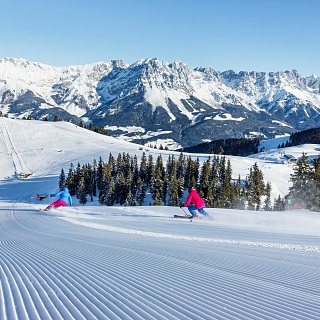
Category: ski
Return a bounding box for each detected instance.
[31,194,48,201]
[174,214,197,219]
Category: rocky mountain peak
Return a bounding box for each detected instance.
[1,57,320,147]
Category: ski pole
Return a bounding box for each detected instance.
[180,206,193,221]
[180,206,189,217]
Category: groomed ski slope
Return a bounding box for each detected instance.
[1,204,320,320]
[0,117,320,319]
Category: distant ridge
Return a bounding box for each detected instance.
[1,57,320,148]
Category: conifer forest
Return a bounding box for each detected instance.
[59,152,320,212]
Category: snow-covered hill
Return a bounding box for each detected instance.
[1,58,320,148]
[0,117,307,199]
[0,118,320,319]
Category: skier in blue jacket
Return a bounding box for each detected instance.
[45,186,72,211]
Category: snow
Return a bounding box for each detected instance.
[144,84,192,121]
[1,117,320,319]
[103,125,181,149]
[271,120,293,128]
[257,135,290,151]
[211,113,245,121]
[105,125,145,134]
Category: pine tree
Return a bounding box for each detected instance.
[193,158,200,185]
[147,154,154,187]
[162,175,169,205]
[219,156,226,184]
[209,156,219,207]
[273,195,285,211]
[73,162,82,194]
[200,159,211,199]
[166,155,176,184]
[84,164,92,196]
[125,190,136,206]
[98,163,110,205]
[115,171,126,205]
[264,181,272,211]
[178,175,185,199]
[115,153,123,176]
[220,159,233,208]
[150,166,163,204]
[239,186,247,210]
[88,123,95,131]
[139,152,147,184]
[287,152,313,209]
[59,168,66,189]
[76,174,87,205]
[246,169,256,210]
[96,157,104,191]
[122,152,131,179]
[131,155,139,196]
[153,189,162,205]
[253,162,265,210]
[125,170,134,203]
[67,164,75,196]
[184,156,192,188]
[190,176,197,189]
[206,188,214,207]
[232,175,242,209]
[312,155,320,211]
[168,166,180,206]
[91,159,97,198]
[177,153,185,181]
[107,153,116,177]
[106,177,115,206]
[136,177,147,206]
[246,163,265,210]
[156,155,165,180]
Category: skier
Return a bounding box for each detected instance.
[180,187,209,218]
[44,186,72,211]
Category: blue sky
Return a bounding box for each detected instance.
[1,0,319,76]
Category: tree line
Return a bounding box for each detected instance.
[179,138,260,156]
[278,127,320,149]
[58,152,280,211]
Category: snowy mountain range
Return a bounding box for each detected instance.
[1,57,320,148]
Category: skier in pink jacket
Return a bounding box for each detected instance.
[181,187,209,218]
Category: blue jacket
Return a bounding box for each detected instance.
[51,187,72,205]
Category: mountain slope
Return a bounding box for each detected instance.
[1,58,320,147]
[0,57,127,118]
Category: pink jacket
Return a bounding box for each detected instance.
[183,190,205,208]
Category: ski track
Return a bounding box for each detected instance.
[0,119,25,175]
[0,118,63,179]
[0,119,48,177]
[0,205,320,319]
